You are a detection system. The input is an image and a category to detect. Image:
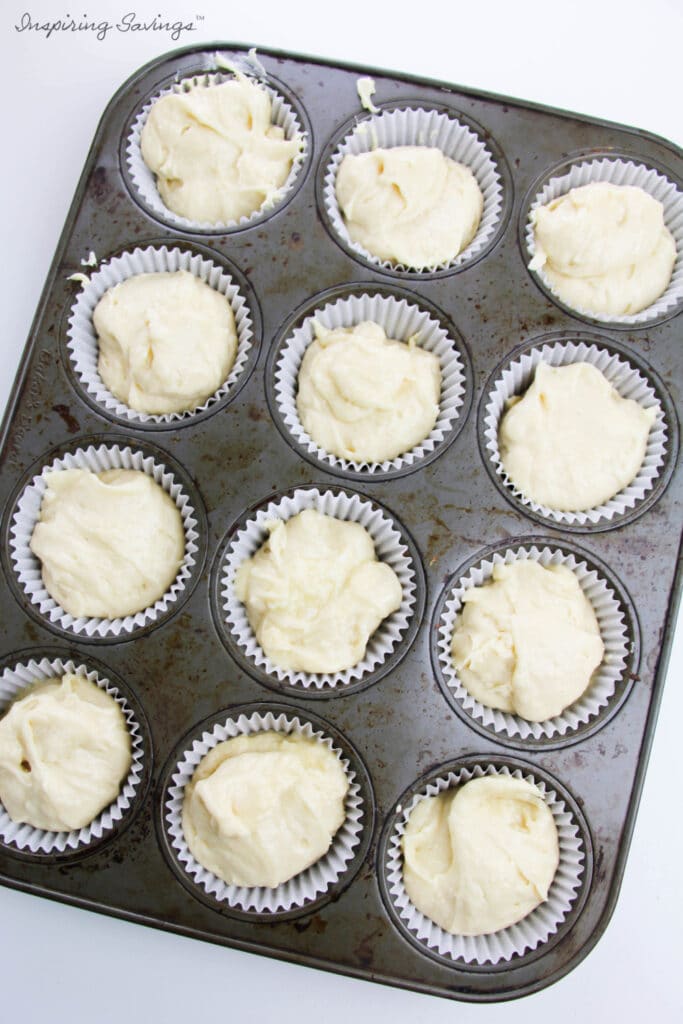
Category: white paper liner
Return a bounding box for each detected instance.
[66,245,254,425]
[324,107,504,273]
[436,544,630,741]
[483,340,668,526]
[0,656,145,854]
[273,291,467,473]
[126,71,307,232]
[220,488,418,689]
[525,157,683,324]
[9,444,200,639]
[385,763,585,964]
[165,709,364,913]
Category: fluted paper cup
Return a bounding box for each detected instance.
[524,156,683,325]
[272,290,468,476]
[0,655,145,855]
[9,443,201,639]
[383,762,586,965]
[164,708,365,914]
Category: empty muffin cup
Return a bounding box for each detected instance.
[0,654,147,855]
[381,760,588,966]
[270,288,469,477]
[523,154,683,325]
[481,336,670,528]
[433,541,636,744]
[213,485,423,693]
[125,70,308,233]
[66,244,256,426]
[162,705,369,916]
[322,105,506,274]
[8,441,203,640]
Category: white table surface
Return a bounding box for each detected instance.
[1,1,681,1020]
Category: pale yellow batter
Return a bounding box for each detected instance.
[451,560,604,722]
[402,775,559,936]
[95,270,237,415]
[530,182,676,316]
[499,361,657,511]
[140,77,300,223]
[335,146,483,267]
[296,320,441,462]
[182,731,348,888]
[30,468,185,619]
[0,674,131,832]
[234,508,402,673]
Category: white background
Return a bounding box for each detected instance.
[1,1,682,1020]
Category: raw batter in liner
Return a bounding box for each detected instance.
[140,77,300,223]
[30,468,185,620]
[402,775,559,936]
[335,146,483,268]
[296,320,441,463]
[530,182,676,316]
[94,270,237,415]
[182,731,349,888]
[450,559,605,722]
[499,361,657,512]
[0,674,131,832]
[234,508,402,674]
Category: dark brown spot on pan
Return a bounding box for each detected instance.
[52,404,80,434]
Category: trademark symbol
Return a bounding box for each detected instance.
[196,14,204,20]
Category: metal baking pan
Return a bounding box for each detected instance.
[0,42,681,1003]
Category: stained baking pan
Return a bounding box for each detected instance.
[0,42,681,1003]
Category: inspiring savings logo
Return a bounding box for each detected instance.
[14,10,204,41]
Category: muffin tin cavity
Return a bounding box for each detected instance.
[122,66,311,234]
[478,332,677,532]
[158,703,374,921]
[210,485,425,696]
[431,538,639,748]
[4,436,207,642]
[0,649,152,859]
[378,757,591,969]
[317,102,511,278]
[265,283,472,480]
[520,152,683,327]
[63,242,260,429]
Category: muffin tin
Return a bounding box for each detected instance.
[0,43,681,1003]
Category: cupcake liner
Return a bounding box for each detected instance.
[436,544,631,741]
[9,443,200,639]
[66,245,255,425]
[384,763,585,965]
[525,157,683,325]
[126,71,307,232]
[323,106,504,273]
[165,709,365,913]
[273,291,467,475]
[220,487,418,690]
[0,656,145,854]
[483,339,668,526]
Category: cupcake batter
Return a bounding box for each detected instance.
[335,146,483,268]
[296,320,441,462]
[234,508,403,673]
[95,270,237,415]
[499,361,657,512]
[0,674,131,832]
[30,468,185,619]
[182,731,349,888]
[140,77,300,223]
[450,559,604,722]
[402,775,559,935]
[530,181,676,316]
